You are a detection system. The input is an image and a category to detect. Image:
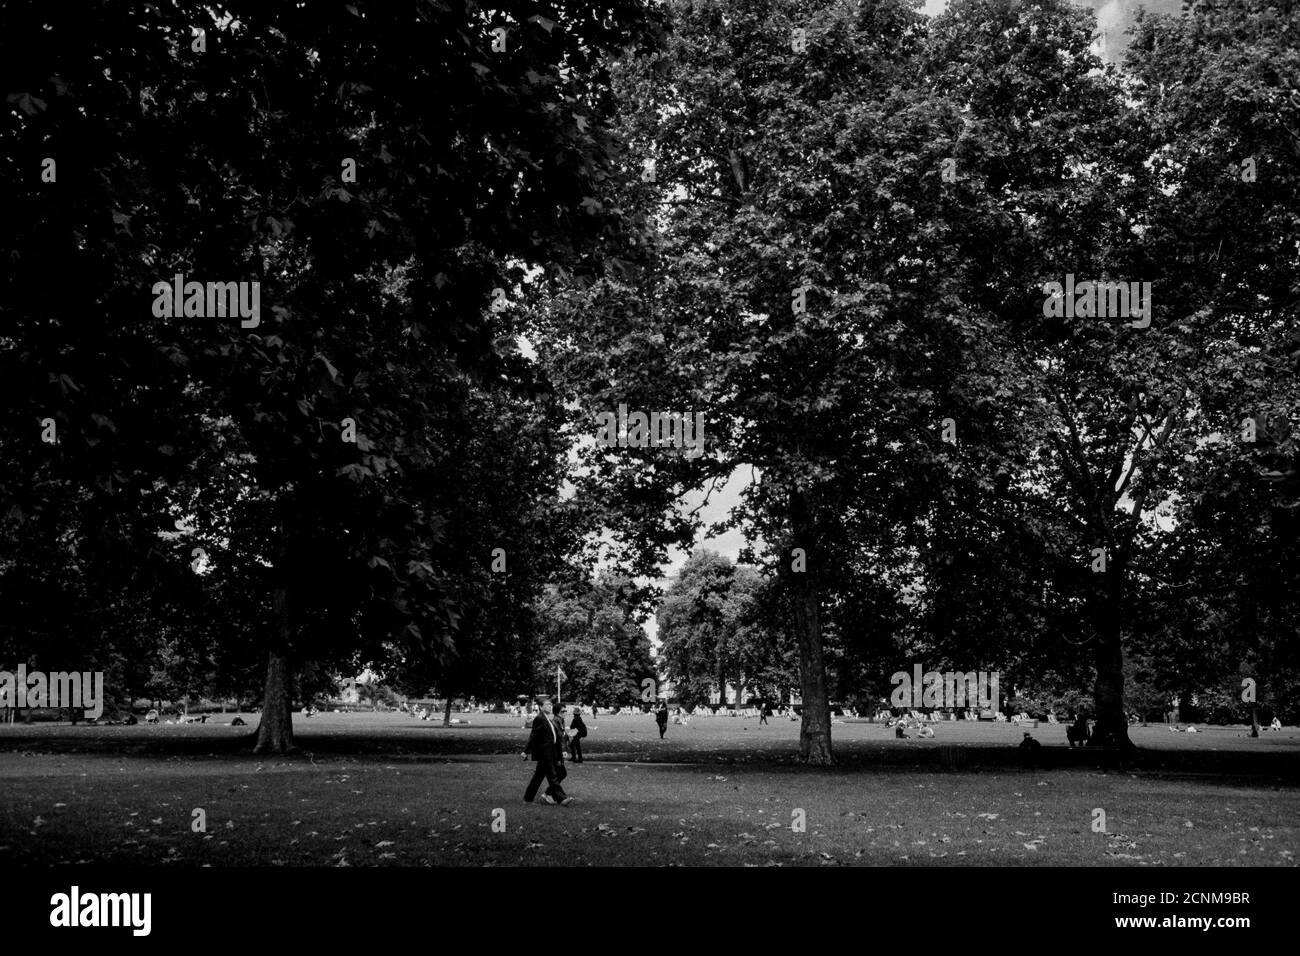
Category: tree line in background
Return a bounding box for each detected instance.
[3,0,1298,760]
[655,547,1296,729]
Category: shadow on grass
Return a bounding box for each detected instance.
[1,724,1297,785]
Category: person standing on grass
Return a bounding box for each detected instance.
[550,703,569,765]
[759,700,771,725]
[523,699,570,805]
[569,707,587,763]
[656,701,669,739]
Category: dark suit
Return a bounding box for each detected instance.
[523,712,567,802]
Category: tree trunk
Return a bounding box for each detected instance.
[1250,703,1260,738]
[253,646,295,753]
[443,696,453,727]
[789,485,833,765]
[253,584,296,754]
[1088,569,1133,749]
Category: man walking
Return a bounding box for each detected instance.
[523,699,570,805]
[655,701,669,740]
[759,700,771,725]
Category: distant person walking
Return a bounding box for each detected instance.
[568,708,587,763]
[523,699,570,805]
[759,701,771,725]
[656,701,669,739]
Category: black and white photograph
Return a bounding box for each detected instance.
[2,0,1296,939]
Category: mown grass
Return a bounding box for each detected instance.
[2,714,1296,866]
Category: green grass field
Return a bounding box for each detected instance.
[2,712,1297,866]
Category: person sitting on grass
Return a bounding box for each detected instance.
[1271,717,1283,731]
[1019,732,1042,766]
[917,725,935,738]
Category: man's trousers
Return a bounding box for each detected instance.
[524,756,567,802]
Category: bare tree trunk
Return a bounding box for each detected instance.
[789,485,833,765]
[443,696,453,727]
[254,584,296,754]
[1250,703,1260,738]
[1088,570,1134,749]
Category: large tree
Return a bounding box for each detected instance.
[537,0,964,764]
[1,0,661,751]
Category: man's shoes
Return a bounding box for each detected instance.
[560,797,575,805]
[539,794,556,804]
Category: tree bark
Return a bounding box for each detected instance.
[1088,568,1134,749]
[253,584,296,754]
[443,696,453,727]
[789,485,833,765]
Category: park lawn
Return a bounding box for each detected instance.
[1,714,1296,866]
